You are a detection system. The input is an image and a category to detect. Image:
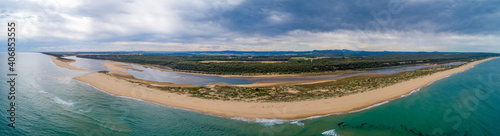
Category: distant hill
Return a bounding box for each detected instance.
[43,49,499,58]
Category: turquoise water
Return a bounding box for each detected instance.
[1,53,499,135]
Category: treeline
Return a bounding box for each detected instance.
[42,53,64,58]
[76,53,499,75]
[42,53,76,62]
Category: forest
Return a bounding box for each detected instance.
[121,64,465,102]
[71,51,499,75]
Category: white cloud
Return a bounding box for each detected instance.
[266,11,291,24]
[3,0,245,41]
[33,29,500,52]
[1,0,499,53]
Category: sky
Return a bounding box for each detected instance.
[1,0,499,52]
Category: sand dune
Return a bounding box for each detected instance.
[72,57,498,120]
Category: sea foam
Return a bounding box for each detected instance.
[349,100,389,113]
[39,89,76,107]
[290,121,304,127]
[231,117,285,126]
[322,129,341,136]
[39,90,48,94]
[401,88,421,98]
[54,96,75,107]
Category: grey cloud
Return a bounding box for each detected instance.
[0,0,498,52]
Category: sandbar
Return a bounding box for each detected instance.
[48,55,88,70]
[102,61,143,72]
[73,57,498,120]
[140,63,360,78]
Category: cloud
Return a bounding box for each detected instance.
[266,11,291,24]
[0,0,499,52]
[31,29,500,53]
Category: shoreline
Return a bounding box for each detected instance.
[105,61,361,87]
[48,55,88,71]
[112,60,463,79]
[101,61,199,87]
[72,57,498,120]
[138,63,362,78]
[102,61,144,72]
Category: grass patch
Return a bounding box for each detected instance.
[97,71,109,74]
[291,57,329,61]
[199,61,285,63]
[124,64,462,102]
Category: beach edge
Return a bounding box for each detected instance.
[72,57,499,120]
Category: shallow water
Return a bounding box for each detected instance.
[1,53,498,135]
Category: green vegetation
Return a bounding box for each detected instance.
[123,64,462,102]
[42,53,76,62]
[199,60,284,63]
[291,57,329,61]
[76,53,497,75]
[97,71,109,74]
[46,51,498,102]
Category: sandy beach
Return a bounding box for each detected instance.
[234,78,342,87]
[140,63,360,78]
[73,57,498,120]
[101,61,199,87]
[104,61,350,87]
[49,56,88,70]
[102,61,143,72]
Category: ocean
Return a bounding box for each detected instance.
[1,53,499,135]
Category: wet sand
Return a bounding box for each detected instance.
[48,56,88,70]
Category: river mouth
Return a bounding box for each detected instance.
[63,55,463,86]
